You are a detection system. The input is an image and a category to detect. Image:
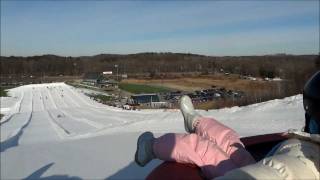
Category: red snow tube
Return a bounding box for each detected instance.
[146,132,287,180]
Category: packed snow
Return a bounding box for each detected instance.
[0,83,305,179]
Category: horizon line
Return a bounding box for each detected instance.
[1,52,319,58]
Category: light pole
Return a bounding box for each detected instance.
[114,64,122,103]
[115,64,118,82]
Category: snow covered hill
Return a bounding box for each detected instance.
[0,83,305,179]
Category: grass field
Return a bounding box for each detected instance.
[122,74,278,93]
[91,94,113,102]
[119,83,171,94]
[121,74,284,109]
[0,87,9,97]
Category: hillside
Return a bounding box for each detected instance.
[1,53,318,77]
[1,83,305,179]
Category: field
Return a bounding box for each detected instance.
[121,74,284,109]
[0,87,9,97]
[122,74,278,93]
[119,83,171,94]
[90,94,113,102]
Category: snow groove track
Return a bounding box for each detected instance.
[1,91,24,125]
[0,112,33,152]
[1,83,306,145]
[1,83,170,145]
[0,91,33,152]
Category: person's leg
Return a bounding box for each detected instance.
[153,133,238,178]
[194,117,256,167]
[179,95,255,167]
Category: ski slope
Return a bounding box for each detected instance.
[0,83,305,179]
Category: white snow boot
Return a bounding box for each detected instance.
[135,131,155,167]
[180,95,201,133]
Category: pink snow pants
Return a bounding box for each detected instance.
[153,117,256,179]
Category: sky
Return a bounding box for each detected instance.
[1,0,319,57]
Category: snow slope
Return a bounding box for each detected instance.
[0,83,305,179]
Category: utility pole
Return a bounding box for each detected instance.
[43,71,45,83]
[115,64,120,102]
[115,64,119,82]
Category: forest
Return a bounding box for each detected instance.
[1,53,319,94]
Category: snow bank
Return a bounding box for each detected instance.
[1,83,305,179]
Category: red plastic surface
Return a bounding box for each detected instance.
[146,132,288,180]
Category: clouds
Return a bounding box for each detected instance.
[1,1,319,56]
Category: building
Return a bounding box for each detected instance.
[82,72,119,89]
[131,94,160,104]
[130,94,171,108]
[147,102,171,108]
[103,71,113,75]
[82,72,104,86]
[99,79,118,88]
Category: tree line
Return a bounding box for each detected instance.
[1,53,318,76]
[1,53,319,92]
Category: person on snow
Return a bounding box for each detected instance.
[134,71,320,179]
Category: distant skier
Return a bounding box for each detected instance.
[135,71,320,179]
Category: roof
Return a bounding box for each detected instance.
[83,72,102,80]
[131,93,157,97]
[131,94,160,104]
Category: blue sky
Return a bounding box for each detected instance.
[1,1,319,56]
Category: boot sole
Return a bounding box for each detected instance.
[135,132,153,167]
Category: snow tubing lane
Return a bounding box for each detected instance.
[0,112,33,152]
